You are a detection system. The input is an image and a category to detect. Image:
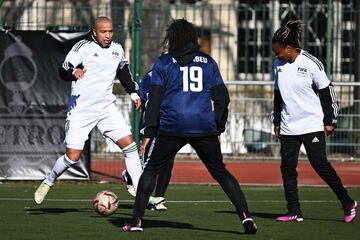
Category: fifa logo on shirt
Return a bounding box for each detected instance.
[297,67,307,73]
[297,67,308,76]
[112,51,120,58]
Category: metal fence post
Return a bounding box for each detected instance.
[326,0,333,78]
[130,0,142,146]
[0,0,4,27]
[354,0,360,157]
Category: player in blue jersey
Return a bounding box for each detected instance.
[122,69,175,211]
[122,19,257,234]
[139,70,175,210]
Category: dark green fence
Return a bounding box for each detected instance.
[1,1,359,179]
[2,1,360,81]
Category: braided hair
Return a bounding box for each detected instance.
[163,19,198,53]
[272,20,303,48]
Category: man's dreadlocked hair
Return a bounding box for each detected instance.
[163,19,198,53]
[272,20,303,48]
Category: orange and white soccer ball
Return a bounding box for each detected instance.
[93,190,119,216]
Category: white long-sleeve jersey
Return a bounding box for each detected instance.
[273,50,337,135]
[62,37,128,118]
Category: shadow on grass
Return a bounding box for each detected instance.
[214,210,342,222]
[26,203,134,214]
[110,217,248,235]
[250,212,342,222]
[118,203,135,210]
[26,208,93,215]
[250,212,281,219]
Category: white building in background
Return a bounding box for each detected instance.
[1,0,357,158]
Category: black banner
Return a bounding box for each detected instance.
[0,31,90,180]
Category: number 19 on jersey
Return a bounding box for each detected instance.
[180,66,203,92]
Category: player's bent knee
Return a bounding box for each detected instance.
[121,141,137,151]
[116,135,134,149]
[65,148,82,162]
[105,129,132,145]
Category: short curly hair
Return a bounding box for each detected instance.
[163,19,198,53]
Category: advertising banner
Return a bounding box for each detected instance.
[0,31,90,180]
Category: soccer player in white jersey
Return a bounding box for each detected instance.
[34,16,151,205]
[272,20,357,223]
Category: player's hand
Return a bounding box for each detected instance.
[134,98,141,109]
[73,68,87,79]
[139,137,150,157]
[274,126,280,138]
[324,125,335,137]
[130,93,141,110]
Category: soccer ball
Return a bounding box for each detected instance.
[93,190,119,216]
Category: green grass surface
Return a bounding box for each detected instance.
[0,182,359,240]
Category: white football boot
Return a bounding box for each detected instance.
[34,182,50,204]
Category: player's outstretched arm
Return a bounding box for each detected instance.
[144,85,164,138]
[211,84,230,134]
[272,89,282,137]
[116,64,138,94]
[59,61,80,81]
[318,83,338,128]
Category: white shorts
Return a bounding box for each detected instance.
[65,103,132,150]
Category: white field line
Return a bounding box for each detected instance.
[0,198,339,204]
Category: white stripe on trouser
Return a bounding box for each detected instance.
[143,137,156,169]
[123,142,142,192]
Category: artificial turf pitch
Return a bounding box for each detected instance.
[0,182,359,240]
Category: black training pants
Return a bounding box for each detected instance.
[280,131,352,214]
[133,134,250,220]
[154,155,174,198]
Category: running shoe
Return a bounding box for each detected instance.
[34,182,50,204]
[242,218,257,234]
[122,218,143,232]
[276,214,304,222]
[149,197,167,211]
[344,201,357,223]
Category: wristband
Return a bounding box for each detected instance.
[130,93,140,101]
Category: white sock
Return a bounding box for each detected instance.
[44,154,76,187]
[123,142,142,192]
